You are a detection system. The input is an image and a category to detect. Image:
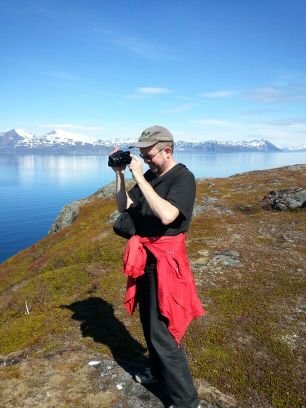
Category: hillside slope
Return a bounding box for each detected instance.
[0,165,305,408]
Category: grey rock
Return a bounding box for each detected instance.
[193,204,207,216]
[212,251,241,267]
[294,188,306,203]
[94,359,237,408]
[193,196,228,217]
[95,179,135,200]
[286,198,301,209]
[260,188,306,211]
[49,180,135,234]
[204,197,219,204]
[0,355,24,368]
[95,182,116,199]
[197,380,237,408]
[107,210,121,225]
[48,199,90,234]
[93,357,167,407]
[88,356,238,408]
[274,202,288,211]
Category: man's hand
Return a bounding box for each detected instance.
[128,154,144,183]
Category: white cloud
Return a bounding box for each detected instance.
[95,29,175,60]
[187,115,306,147]
[191,118,237,127]
[247,87,283,103]
[125,94,147,100]
[164,103,198,113]
[43,124,105,131]
[273,71,306,88]
[126,87,172,99]
[246,84,306,103]
[136,87,172,95]
[294,93,306,101]
[113,37,169,59]
[200,90,239,99]
[265,118,306,127]
[199,81,306,105]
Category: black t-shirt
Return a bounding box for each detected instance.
[127,163,196,237]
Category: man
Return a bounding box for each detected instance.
[113,125,205,408]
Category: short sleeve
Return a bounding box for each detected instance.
[166,169,196,220]
[128,183,140,203]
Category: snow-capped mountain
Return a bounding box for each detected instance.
[43,129,97,145]
[0,129,36,147]
[0,128,286,154]
[283,144,306,152]
[0,129,110,153]
[175,139,281,152]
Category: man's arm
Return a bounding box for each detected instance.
[128,156,179,225]
[115,169,133,212]
[136,177,179,224]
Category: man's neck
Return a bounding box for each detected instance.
[158,158,177,176]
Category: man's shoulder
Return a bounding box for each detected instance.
[174,163,195,180]
[157,164,195,189]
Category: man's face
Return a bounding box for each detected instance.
[139,145,165,175]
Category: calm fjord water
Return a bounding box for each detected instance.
[1,151,305,263]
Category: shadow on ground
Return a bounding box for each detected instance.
[63,297,170,406]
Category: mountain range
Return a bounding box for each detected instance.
[0,128,305,153]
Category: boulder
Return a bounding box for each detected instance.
[49,180,135,234]
[260,188,306,211]
[48,198,90,234]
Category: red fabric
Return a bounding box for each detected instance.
[122,233,206,343]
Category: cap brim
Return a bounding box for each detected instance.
[129,141,158,148]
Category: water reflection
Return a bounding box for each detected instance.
[0,152,305,263]
[0,154,22,186]
[0,154,113,186]
[175,151,306,178]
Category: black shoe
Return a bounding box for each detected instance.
[134,367,159,384]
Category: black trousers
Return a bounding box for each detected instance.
[136,255,200,408]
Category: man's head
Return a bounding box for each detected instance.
[130,125,175,176]
[129,125,174,149]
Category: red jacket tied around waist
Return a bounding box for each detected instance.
[122,233,205,343]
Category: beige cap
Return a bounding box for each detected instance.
[129,125,174,148]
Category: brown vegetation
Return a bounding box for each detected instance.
[0,164,305,408]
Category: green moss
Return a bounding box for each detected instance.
[0,167,305,407]
[0,313,45,354]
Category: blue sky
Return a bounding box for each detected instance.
[0,0,305,147]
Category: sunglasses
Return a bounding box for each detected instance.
[139,147,164,161]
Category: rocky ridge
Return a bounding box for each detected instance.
[49,166,306,235]
[0,347,239,408]
[0,164,305,408]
